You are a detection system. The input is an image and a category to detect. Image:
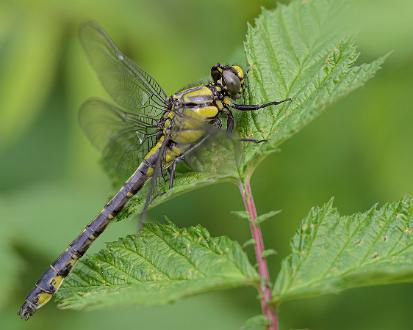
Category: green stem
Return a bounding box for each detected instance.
[240,175,278,330]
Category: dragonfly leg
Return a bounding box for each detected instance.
[225,109,234,134]
[230,98,291,143]
[231,97,291,111]
[224,108,265,143]
[240,138,267,144]
[167,134,211,189]
[210,117,223,128]
[167,161,177,189]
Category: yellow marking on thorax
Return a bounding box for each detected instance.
[215,100,224,110]
[180,110,204,126]
[183,86,213,103]
[180,105,218,129]
[165,145,182,163]
[172,129,205,145]
[191,106,218,118]
[223,96,232,106]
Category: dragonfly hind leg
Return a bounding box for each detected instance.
[167,161,177,189]
[225,109,267,144]
[167,135,211,189]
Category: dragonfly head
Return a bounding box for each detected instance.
[211,64,244,99]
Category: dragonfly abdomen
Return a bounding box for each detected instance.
[18,154,158,320]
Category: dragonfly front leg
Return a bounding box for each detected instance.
[231,97,291,111]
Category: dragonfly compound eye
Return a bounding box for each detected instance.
[222,70,241,97]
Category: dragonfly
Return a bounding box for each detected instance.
[19,21,291,320]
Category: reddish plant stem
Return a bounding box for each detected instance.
[240,176,278,330]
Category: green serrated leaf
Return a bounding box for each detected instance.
[273,196,413,303]
[57,223,258,310]
[114,0,384,221]
[256,210,282,225]
[240,0,386,171]
[241,314,269,330]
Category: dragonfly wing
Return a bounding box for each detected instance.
[79,98,160,186]
[79,21,168,117]
[171,114,243,178]
[185,131,242,178]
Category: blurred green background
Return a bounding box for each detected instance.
[1,0,412,329]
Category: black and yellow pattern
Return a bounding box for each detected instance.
[19,21,290,320]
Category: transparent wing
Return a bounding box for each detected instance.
[79,98,160,186]
[170,113,243,179]
[79,21,168,117]
[183,129,242,179]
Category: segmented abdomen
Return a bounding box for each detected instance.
[18,143,164,320]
